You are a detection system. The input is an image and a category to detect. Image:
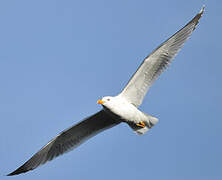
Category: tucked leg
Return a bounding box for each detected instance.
[136,121,145,128]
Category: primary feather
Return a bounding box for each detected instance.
[120,6,204,107]
[7,110,120,176]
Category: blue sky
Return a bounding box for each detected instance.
[0,0,221,180]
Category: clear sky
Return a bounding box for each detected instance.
[0,0,221,180]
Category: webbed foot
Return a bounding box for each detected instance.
[136,121,145,128]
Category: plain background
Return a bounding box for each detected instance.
[0,0,221,179]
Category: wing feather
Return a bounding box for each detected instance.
[120,6,204,107]
[7,110,120,176]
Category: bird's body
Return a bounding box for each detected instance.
[8,6,204,176]
[99,95,158,134]
[101,95,147,123]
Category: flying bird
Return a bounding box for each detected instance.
[8,6,204,176]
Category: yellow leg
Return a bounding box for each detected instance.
[136,121,145,128]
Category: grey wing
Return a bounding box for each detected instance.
[8,110,120,176]
[119,6,204,107]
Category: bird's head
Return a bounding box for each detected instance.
[97,95,129,117]
[97,96,114,108]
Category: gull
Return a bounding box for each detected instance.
[8,6,204,176]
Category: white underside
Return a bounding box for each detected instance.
[102,95,158,135]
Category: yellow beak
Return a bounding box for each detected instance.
[97,99,104,104]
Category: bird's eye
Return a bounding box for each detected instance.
[107,98,110,101]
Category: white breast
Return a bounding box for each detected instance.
[106,96,147,123]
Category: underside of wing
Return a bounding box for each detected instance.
[8,110,120,176]
[120,6,204,107]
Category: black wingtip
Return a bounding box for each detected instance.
[189,5,205,30]
[199,5,205,15]
[7,173,15,176]
[196,5,205,20]
[7,166,29,176]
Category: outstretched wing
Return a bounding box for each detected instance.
[120,6,204,107]
[8,110,120,176]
